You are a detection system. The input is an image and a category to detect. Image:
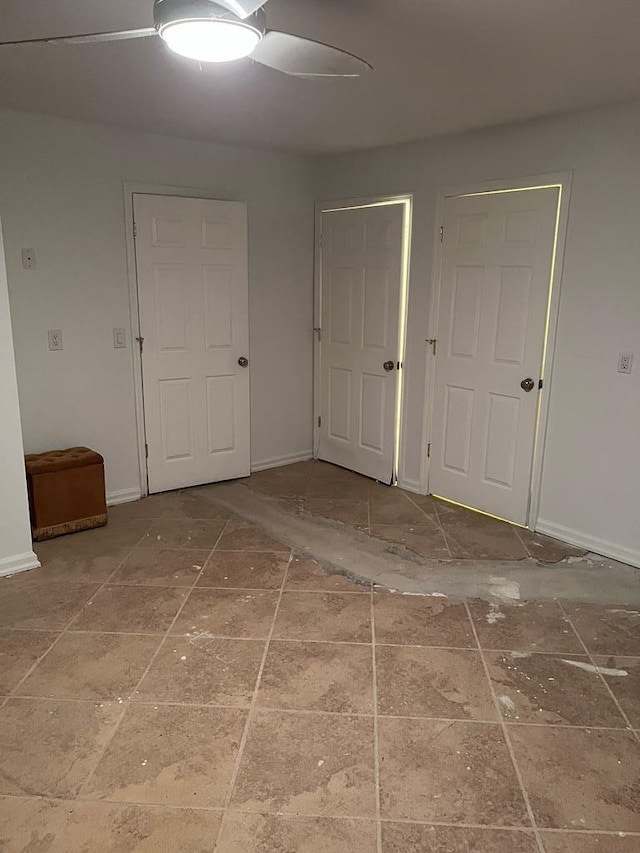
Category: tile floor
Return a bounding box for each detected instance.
[244,460,586,563]
[1,478,639,851]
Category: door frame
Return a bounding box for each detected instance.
[422,171,573,528]
[123,181,246,499]
[313,194,413,481]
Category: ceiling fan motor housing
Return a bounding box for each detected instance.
[153,0,267,36]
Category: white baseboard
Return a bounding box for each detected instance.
[535,519,640,569]
[0,550,41,578]
[107,487,142,507]
[251,450,313,474]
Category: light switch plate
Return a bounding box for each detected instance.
[113,328,127,349]
[48,329,63,351]
[618,352,634,374]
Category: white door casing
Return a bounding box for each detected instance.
[318,204,404,483]
[134,194,250,494]
[429,187,560,524]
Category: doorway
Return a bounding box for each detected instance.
[131,192,251,494]
[314,197,412,484]
[427,183,565,526]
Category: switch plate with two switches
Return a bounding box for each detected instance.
[48,329,63,351]
[618,352,634,374]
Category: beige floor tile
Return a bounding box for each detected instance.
[231,709,376,817]
[376,646,496,720]
[485,651,627,727]
[0,796,69,853]
[378,717,528,824]
[172,589,278,638]
[369,485,428,525]
[274,592,371,642]
[541,832,640,852]
[0,698,122,798]
[59,519,153,550]
[258,641,374,713]
[216,519,288,552]
[134,636,264,705]
[35,540,132,583]
[83,704,246,807]
[217,812,378,853]
[517,529,586,563]
[468,600,583,653]
[107,495,169,520]
[593,654,640,727]
[370,522,450,558]
[72,585,188,634]
[381,823,539,852]
[305,478,371,502]
[110,548,210,586]
[402,492,438,516]
[374,594,475,648]
[304,498,369,527]
[435,503,528,560]
[0,629,58,693]
[563,604,640,655]
[140,518,227,550]
[19,633,159,700]
[160,491,231,520]
[198,551,289,589]
[50,801,223,852]
[509,725,640,830]
[0,578,99,630]
[285,556,370,593]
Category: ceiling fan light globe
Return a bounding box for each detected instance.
[159,19,261,62]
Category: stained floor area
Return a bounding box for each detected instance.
[1,481,639,851]
[243,460,585,563]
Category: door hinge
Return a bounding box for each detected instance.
[145,443,149,459]
[439,226,444,243]
[314,327,322,342]
[133,221,137,239]
[427,443,431,458]
[317,416,322,428]
[426,338,437,356]
[135,336,144,353]
[318,233,324,249]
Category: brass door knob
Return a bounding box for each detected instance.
[520,377,535,392]
[238,357,249,368]
[383,361,395,372]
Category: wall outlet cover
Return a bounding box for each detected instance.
[21,248,36,270]
[48,329,63,351]
[113,328,127,349]
[618,352,634,374]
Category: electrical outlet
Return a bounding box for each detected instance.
[113,328,127,349]
[48,329,63,351]
[618,352,634,374]
[21,248,36,270]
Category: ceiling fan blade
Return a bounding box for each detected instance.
[214,0,268,20]
[0,27,157,47]
[251,30,372,77]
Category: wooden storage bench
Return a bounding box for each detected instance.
[25,447,107,541]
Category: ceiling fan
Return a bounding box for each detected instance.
[0,0,373,77]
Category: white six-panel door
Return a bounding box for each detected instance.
[134,194,250,494]
[318,205,404,483]
[429,187,559,524]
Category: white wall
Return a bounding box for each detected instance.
[0,109,314,502]
[0,222,39,575]
[315,101,640,566]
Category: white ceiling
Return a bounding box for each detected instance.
[1,0,640,154]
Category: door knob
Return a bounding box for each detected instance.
[238,357,249,368]
[383,360,395,372]
[520,377,535,392]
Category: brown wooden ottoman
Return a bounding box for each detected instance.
[25,447,108,541]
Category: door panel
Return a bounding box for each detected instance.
[318,205,404,482]
[134,194,250,494]
[429,187,559,524]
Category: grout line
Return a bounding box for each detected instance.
[2,537,146,705]
[463,599,546,853]
[1,784,639,837]
[213,549,294,850]
[557,601,639,742]
[76,519,231,799]
[370,584,382,853]
[429,498,454,559]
